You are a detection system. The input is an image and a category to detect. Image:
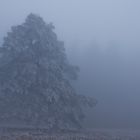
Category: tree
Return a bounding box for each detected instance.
[0,14,96,130]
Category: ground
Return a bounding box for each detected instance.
[0,128,140,139]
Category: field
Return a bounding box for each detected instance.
[0,128,140,140]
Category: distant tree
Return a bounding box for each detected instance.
[0,14,96,130]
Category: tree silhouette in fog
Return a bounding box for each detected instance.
[0,14,96,130]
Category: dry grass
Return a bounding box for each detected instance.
[0,129,140,140]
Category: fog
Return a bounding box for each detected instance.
[1,0,140,129]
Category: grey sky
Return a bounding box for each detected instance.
[0,0,140,47]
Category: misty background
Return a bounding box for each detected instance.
[0,0,140,129]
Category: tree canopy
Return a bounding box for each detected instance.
[0,14,96,130]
